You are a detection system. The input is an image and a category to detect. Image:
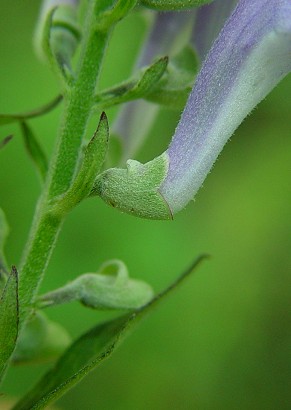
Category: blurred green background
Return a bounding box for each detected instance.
[1,1,291,409]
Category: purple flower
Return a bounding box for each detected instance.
[160,0,291,214]
[95,0,291,220]
[192,0,238,62]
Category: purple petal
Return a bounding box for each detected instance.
[192,0,238,62]
[160,0,291,213]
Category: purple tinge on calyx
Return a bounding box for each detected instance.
[192,0,238,62]
[160,0,291,214]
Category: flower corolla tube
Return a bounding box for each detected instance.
[95,0,291,220]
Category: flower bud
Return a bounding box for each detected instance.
[35,0,80,65]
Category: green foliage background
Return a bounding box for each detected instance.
[1,1,291,409]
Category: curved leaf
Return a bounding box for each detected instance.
[0,96,62,126]
[146,46,198,109]
[94,57,168,109]
[13,255,208,410]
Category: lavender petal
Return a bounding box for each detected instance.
[160,0,291,213]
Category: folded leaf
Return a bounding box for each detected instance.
[146,46,198,109]
[54,112,109,215]
[13,255,208,410]
[94,57,168,109]
[0,267,19,384]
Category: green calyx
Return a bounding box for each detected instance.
[140,0,213,11]
[92,153,173,220]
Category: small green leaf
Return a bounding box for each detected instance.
[94,57,168,109]
[12,255,208,410]
[0,96,62,126]
[92,153,173,220]
[12,311,71,365]
[146,46,198,109]
[141,0,213,11]
[54,112,109,215]
[20,122,48,182]
[0,266,19,384]
[37,259,154,310]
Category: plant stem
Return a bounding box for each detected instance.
[18,3,109,328]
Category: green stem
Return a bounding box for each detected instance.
[18,4,109,328]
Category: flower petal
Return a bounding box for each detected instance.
[160,0,291,213]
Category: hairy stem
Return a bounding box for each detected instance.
[18,2,109,328]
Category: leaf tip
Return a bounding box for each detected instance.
[0,134,13,150]
[98,111,109,137]
[11,265,18,279]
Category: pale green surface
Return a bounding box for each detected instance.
[94,153,172,219]
[38,259,154,310]
[1,1,291,409]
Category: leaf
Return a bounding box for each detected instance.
[20,122,48,182]
[54,112,109,215]
[146,46,199,109]
[12,255,208,410]
[94,57,168,109]
[0,266,19,384]
[0,95,62,126]
[141,0,213,11]
[0,207,9,286]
